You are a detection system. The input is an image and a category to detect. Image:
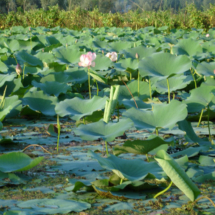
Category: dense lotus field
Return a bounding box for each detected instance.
[0,25,215,214]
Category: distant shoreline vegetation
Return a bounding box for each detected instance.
[0,4,215,31]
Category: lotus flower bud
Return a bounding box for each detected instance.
[29,27,31,31]
[16,64,22,76]
[135,53,139,59]
[214,69,215,75]
[75,39,78,44]
[206,34,210,37]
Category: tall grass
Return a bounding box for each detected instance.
[0,3,215,31]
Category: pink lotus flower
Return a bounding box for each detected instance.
[105,52,117,62]
[78,52,96,68]
[206,34,210,37]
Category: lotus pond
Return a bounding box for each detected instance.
[0,25,215,214]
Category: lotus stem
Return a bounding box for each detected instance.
[156,127,159,136]
[146,154,149,162]
[95,79,99,96]
[207,105,211,141]
[88,67,91,99]
[130,72,132,81]
[173,92,175,100]
[190,68,197,89]
[57,114,61,153]
[0,86,7,110]
[120,178,123,184]
[23,144,52,154]
[138,70,140,97]
[23,64,26,80]
[193,196,215,208]
[105,141,109,156]
[149,78,152,100]
[154,181,173,199]
[197,109,204,127]
[117,102,120,122]
[83,118,86,125]
[166,78,170,103]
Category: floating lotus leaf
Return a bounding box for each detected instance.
[184,85,215,113]
[122,46,157,59]
[139,52,191,79]
[151,74,193,94]
[196,61,215,77]
[74,119,133,142]
[172,38,203,57]
[89,151,162,181]
[32,80,71,97]
[15,50,43,68]
[55,96,107,121]
[0,152,43,173]
[22,88,58,116]
[17,199,91,214]
[118,80,151,100]
[114,136,173,156]
[123,100,187,131]
[155,150,200,202]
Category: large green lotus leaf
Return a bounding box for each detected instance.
[40,72,69,83]
[114,58,139,72]
[122,46,157,59]
[155,150,200,202]
[0,61,8,73]
[178,120,211,146]
[54,47,82,65]
[3,39,20,52]
[89,151,162,181]
[118,80,151,100]
[0,74,16,87]
[22,88,58,116]
[74,119,133,142]
[15,51,43,68]
[123,100,187,130]
[172,38,203,57]
[89,70,107,84]
[55,96,107,121]
[184,85,215,113]
[108,41,132,53]
[32,80,71,97]
[114,136,173,156]
[151,74,193,94]
[92,40,110,50]
[93,55,113,71]
[60,35,77,46]
[64,67,88,84]
[0,96,21,121]
[17,199,91,214]
[196,61,215,77]
[0,152,43,173]
[139,52,191,79]
[35,52,55,65]
[0,171,27,187]
[120,97,151,109]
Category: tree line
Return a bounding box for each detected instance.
[0,0,215,13]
